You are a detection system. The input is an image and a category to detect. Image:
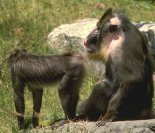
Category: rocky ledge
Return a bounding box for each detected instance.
[47,19,155,57]
[31,119,155,133]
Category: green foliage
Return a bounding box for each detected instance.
[0,0,155,132]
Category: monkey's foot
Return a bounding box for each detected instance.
[51,119,70,130]
[34,125,45,129]
[73,115,86,122]
[96,115,113,127]
[96,119,112,127]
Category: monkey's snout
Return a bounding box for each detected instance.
[84,37,98,53]
[84,42,95,53]
[84,32,98,47]
[84,28,98,53]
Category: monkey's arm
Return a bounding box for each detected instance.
[97,84,125,126]
[96,74,141,126]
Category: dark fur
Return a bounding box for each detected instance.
[78,8,154,125]
[9,50,85,128]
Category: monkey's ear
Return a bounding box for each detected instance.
[97,8,112,28]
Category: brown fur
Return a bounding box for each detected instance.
[78,8,154,126]
[9,50,85,129]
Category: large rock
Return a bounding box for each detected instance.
[47,20,155,55]
[43,21,155,133]
[31,119,155,133]
[47,20,155,77]
[47,19,105,77]
[47,19,98,53]
[135,22,155,57]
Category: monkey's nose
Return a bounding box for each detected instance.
[110,25,118,32]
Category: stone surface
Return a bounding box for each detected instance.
[47,20,155,77]
[47,20,155,55]
[31,119,155,133]
[47,19,98,53]
[135,22,155,57]
[34,20,155,133]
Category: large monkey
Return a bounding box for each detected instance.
[9,50,85,129]
[78,8,154,126]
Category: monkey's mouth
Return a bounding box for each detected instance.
[84,37,97,53]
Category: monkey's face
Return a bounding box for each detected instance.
[84,8,125,61]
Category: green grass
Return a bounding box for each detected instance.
[0,0,155,132]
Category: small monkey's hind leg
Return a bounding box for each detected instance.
[13,80,25,129]
[32,89,43,128]
[58,64,85,120]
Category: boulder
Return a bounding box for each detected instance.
[44,20,155,133]
[47,19,98,53]
[47,20,155,77]
[31,119,155,133]
[47,20,155,56]
[135,22,155,57]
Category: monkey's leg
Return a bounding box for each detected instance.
[51,75,79,129]
[97,84,126,126]
[51,65,84,129]
[59,66,84,120]
[32,89,43,128]
[13,81,25,129]
[51,72,80,129]
[58,75,79,119]
[77,79,113,121]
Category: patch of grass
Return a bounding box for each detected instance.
[0,0,155,132]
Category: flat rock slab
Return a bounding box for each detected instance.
[47,19,98,53]
[47,19,155,55]
[31,119,155,133]
[47,20,155,77]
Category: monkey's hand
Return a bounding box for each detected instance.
[96,112,115,127]
[51,119,70,129]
